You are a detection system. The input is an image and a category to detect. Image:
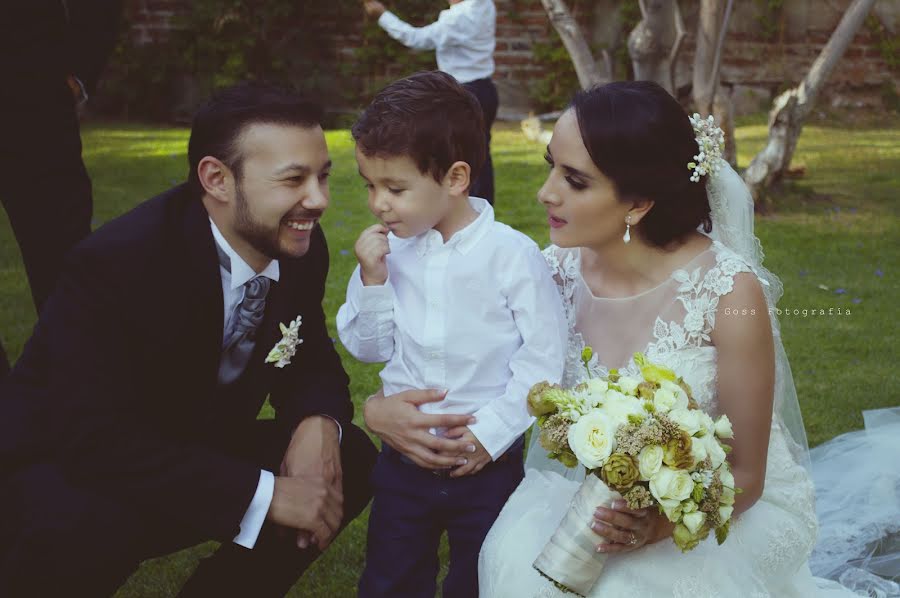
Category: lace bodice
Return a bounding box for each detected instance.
[542,239,756,415]
[536,240,820,569]
[479,242,824,598]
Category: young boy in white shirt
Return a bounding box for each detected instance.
[362,0,499,203]
[337,70,566,598]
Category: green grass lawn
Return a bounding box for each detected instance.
[1,113,897,597]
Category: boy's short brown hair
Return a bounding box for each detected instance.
[351,71,486,186]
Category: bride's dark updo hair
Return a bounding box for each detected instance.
[570,81,712,247]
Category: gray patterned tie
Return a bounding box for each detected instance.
[217,247,272,385]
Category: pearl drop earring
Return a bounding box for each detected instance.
[623,216,631,244]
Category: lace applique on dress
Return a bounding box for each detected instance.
[543,241,757,400]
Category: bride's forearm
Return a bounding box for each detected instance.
[731,466,765,518]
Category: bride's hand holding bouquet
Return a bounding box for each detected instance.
[527,351,739,596]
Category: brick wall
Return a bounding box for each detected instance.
[122,0,898,116]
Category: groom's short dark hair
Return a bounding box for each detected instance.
[351,71,486,186]
[187,82,323,194]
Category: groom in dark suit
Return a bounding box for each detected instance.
[0,82,377,597]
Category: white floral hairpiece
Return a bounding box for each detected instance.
[687,113,725,183]
[265,315,303,368]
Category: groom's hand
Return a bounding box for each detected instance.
[268,473,342,552]
[364,388,478,469]
[271,416,343,550]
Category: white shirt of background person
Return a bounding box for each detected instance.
[376,0,496,84]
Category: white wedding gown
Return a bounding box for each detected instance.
[478,243,898,598]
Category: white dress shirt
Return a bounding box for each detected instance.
[211,221,278,550]
[336,199,567,459]
[211,221,344,548]
[377,0,496,84]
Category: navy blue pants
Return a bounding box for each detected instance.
[462,77,498,206]
[358,439,524,598]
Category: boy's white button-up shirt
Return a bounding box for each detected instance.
[337,198,567,459]
[377,0,496,84]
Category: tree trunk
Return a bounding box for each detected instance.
[627,0,685,95]
[713,84,737,167]
[743,0,876,202]
[693,0,724,116]
[539,0,609,89]
[693,0,736,165]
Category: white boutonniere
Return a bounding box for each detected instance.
[265,315,303,368]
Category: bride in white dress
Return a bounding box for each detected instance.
[478,82,897,597]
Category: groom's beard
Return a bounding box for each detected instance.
[233,182,283,261]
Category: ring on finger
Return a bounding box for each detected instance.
[627,532,638,545]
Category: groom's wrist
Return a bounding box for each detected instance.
[293,414,341,440]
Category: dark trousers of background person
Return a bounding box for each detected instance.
[0,421,377,598]
[358,438,524,598]
[0,80,91,379]
[0,3,97,380]
[463,77,499,205]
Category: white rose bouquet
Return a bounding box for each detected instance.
[528,350,738,596]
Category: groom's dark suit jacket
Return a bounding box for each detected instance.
[0,184,354,541]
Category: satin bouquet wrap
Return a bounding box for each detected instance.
[527,351,739,596]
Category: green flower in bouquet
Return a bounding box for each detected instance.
[663,430,695,470]
[600,453,640,491]
[636,381,657,401]
[527,382,570,416]
[673,522,706,553]
[556,450,579,468]
[678,378,695,404]
[581,346,593,366]
[539,413,572,454]
[622,485,655,509]
[634,352,677,384]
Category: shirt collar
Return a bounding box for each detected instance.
[209,218,280,290]
[413,197,493,258]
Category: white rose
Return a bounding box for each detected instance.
[604,388,628,403]
[602,392,644,427]
[585,378,609,395]
[714,414,734,439]
[638,445,664,481]
[699,412,716,436]
[617,376,641,395]
[668,408,704,436]
[702,434,727,469]
[720,486,735,507]
[567,411,616,469]
[682,511,707,535]
[650,466,694,504]
[690,437,708,464]
[652,387,677,413]
[718,505,734,523]
[659,379,689,410]
[681,500,698,514]
[658,498,684,522]
[718,467,735,490]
